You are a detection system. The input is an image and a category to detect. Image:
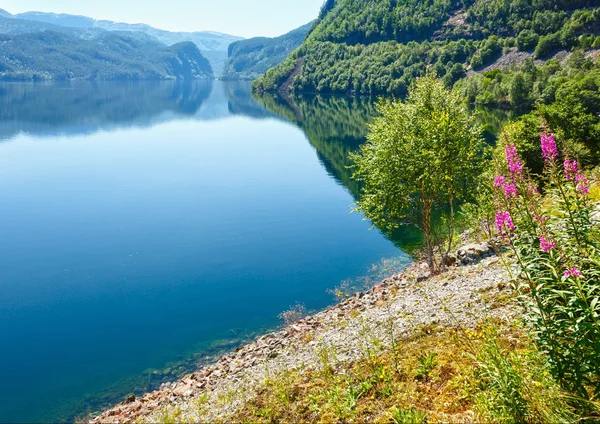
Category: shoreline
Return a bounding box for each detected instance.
[91,242,514,423]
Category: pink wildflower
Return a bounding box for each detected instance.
[505,144,523,176]
[495,211,515,235]
[539,236,555,252]
[564,267,582,278]
[504,183,518,199]
[494,176,506,189]
[564,160,579,180]
[527,182,539,196]
[575,173,589,195]
[541,134,558,162]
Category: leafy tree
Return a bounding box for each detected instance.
[534,33,561,58]
[517,30,540,51]
[351,76,485,271]
[509,73,529,108]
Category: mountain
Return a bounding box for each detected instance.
[0,10,243,75]
[16,11,95,28]
[0,31,214,81]
[253,0,600,96]
[221,21,314,80]
[0,14,103,39]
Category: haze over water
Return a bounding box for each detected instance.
[0,81,412,422]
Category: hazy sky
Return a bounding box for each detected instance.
[1,0,325,38]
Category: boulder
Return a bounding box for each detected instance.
[456,242,492,265]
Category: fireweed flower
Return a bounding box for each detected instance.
[494,175,506,189]
[504,183,518,199]
[505,144,523,176]
[564,160,579,180]
[495,211,515,235]
[539,236,555,252]
[575,173,589,195]
[541,134,558,162]
[527,182,539,196]
[564,267,582,278]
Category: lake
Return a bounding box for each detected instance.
[0,81,417,422]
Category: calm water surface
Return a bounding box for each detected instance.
[0,81,414,422]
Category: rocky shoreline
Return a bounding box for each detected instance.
[92,242,513,423]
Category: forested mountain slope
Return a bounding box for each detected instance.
[253,0,600,95]
[221,22,313,80]
[0,10,242,75]
[0,31,214,81]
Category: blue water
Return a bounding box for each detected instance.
[0,81,411,422]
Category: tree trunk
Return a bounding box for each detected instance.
[423,203,434,272]
[442,193,455,271]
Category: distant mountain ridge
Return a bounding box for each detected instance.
[221,21,314,80]
[0,9,243,75]
[0,30,214,81]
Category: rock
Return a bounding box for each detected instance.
[456,242,492,265]
[443,253,457,266]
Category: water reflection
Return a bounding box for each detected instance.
[0,81,509,422]
[0,81,410,422]
[0,80,278,140]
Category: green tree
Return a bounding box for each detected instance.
[351,76,485,271]
[509,72,529,108]
[517,30,540,51]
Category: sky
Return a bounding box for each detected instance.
[1,0,325,38]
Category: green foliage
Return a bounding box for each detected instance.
[390,407,428,424]
[517,30,540,51]
[414,352,437,380]
[222,22,312,80]
[457,59,600,169]
[0,31,213,81]
[494,131,600,400]
[474,329,577,423]
[308,0,470,45]
[534,33,561,58]
[254,0,600,95]
[508,73,529,108]
[351,76,485,270]
[256,38,481,96]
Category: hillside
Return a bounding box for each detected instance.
[0,31,214,81]
[0,10,242,75]
[253,0,600,95]
[221,22,313,80]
